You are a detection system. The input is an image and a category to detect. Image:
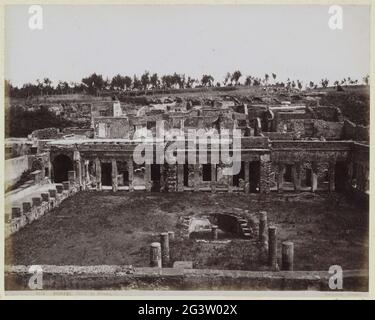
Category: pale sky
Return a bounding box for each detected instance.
[5,4,370,87]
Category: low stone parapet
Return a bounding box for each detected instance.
[4,265,368,291]
[5,182,79,238]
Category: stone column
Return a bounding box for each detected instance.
[95,158,102,190]
[68,170,76,185]
[166,164,177,192]
[168,231,175,241]
[41,192,50,203]
[259,154,271,194]
[258,211,268,244]
[12,207,22,219]
[32,197,42,207]
[111,159,118,192]
[228,170,233,193]
[244,161,250,193]
[193,164,200,192]
[47,161,52,180]
[160,164,165,192]
[73,151,82,187]
[211,164,216,193]
[311,162,318,192]
[145,164,152,192]
[292,162,301,192]
[80,160,86,189]
[328,161,335,192]
[85,161,90,185]
[150,242,162,267]
[160,232,170,267]
[48,189,57,198]
[268,226,277,270]
[347,161,354,189]
[211,225,218,240]
[128,161,134,192]
[282,241,294,271]
[177,164,184,192]
[277,163,284,193]
[22,202,32,213]
[76,161,82,186]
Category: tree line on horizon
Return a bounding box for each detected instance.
[5,71,370,99]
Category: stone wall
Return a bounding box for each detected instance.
[5,155,30,186]
[276,119,343,139]
[343,119,369,141]
[31,127,61,140]
[5,265,368,291]
[314,120,344,140]
[93,117,130,139]
[62,127,94,138]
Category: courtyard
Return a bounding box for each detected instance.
[5,191,368,272]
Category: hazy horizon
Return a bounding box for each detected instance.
[5,5,370,87]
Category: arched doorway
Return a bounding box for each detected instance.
[52,154,73,183]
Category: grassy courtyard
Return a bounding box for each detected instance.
[5,191,368,271]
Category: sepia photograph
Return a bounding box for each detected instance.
[2,3,371,295]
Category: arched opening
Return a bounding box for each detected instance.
[52,154,73,183]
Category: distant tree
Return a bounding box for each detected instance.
[150,73,159,89]
[81,73,105,95]
[141,71,150,91]
[309,81,315,89]
[186,76,196,88]
[363,74,369,86]
[57,81,64,94]
[252,78,261,86]
[124,76,132,90]
[201,74,214,87]
[161,75,172,89]
[43,78,52,95]
[286,78,291,89]
[272,73,276,82]
[297,80,303,90]
[62,81,69,94]
[111,74,126,90]
[133,75,142,90]
[231,71,242,86]
[264,73,269,85]
[245,76,252,86]
[320,78,329,88]
[172,73,185,89]
[36,79,43,96]
[224,72,231,86]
